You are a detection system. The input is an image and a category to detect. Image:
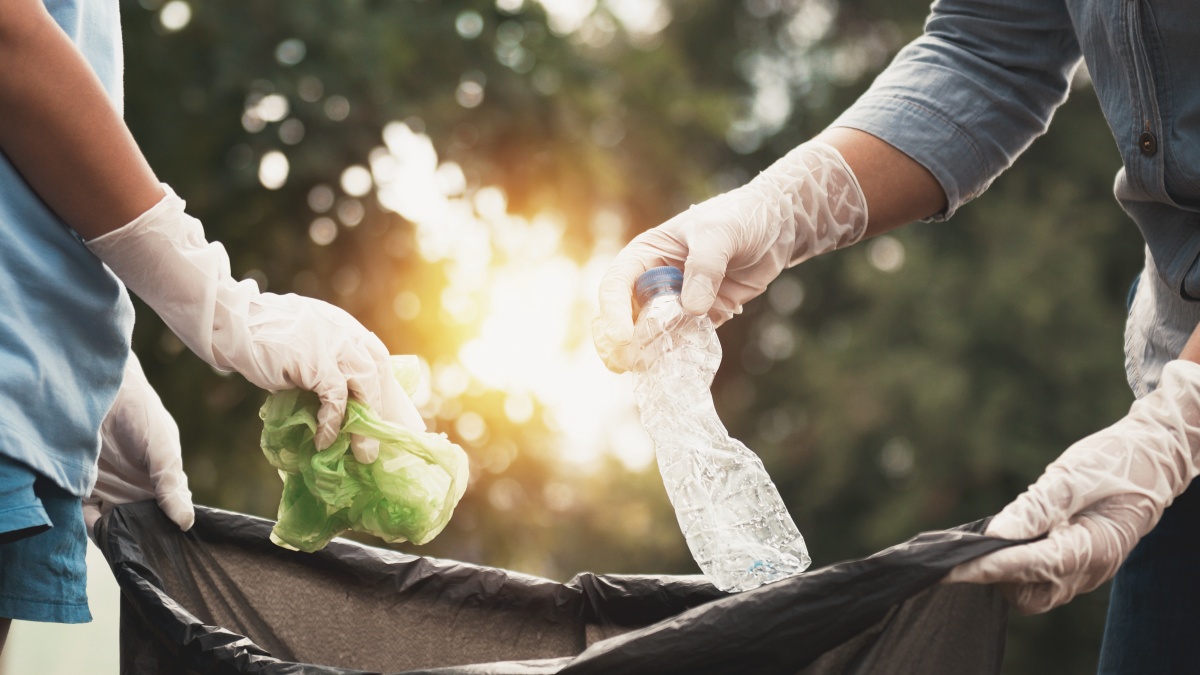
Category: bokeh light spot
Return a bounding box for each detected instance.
[767,275,805,315]
[434,362,471,399]
[504,392,535,424]
[278,118,305,145]
[497,21,526,44]
[867,235,906,273]
[253,94,289,122]
[297,76,324,102]
[274,38,306,66]
[308,217,338,246]
[308,184,335,213]
[257,150,289,190]
[880,437,916,481]
[487,477,525,511]
[756,319,797,361]
[331,266,361,296]
[393,291,421,321]
[340,165,373,197]
[456,80,485,108]
[539,0,597,35]
[473,187,507,219]
[455,11,484,39]
[337,199,365,227]
[158,0,191,31]
[435,162,467,196]
[324,95,351,121]
[455,411,489,444]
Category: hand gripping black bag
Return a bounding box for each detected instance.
[96,501,1015,675]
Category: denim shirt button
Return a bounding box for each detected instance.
[1139,131,1158,156]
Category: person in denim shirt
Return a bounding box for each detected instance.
[594,1,1200,670]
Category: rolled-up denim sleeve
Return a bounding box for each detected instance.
[831,0,1082,220]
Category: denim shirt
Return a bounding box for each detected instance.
[833,0,1200,297]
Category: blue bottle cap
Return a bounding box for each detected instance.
[635,266,684,309]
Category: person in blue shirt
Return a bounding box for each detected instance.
[0,0,425,649]
[594,1,1200,671]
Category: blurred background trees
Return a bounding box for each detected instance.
[121,0,1144,672]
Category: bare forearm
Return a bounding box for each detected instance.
[815,127,947,238]
[0,0,163,239]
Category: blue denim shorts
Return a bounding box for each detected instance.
[0,454,90,623]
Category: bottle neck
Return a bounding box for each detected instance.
[634,266,684,310]
[636,290,682,323]
[641,288,681,306]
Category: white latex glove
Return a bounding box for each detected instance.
[86,186,425,463]
[592,141,868,373]
[945,359,1200,614]
[86,351,194,536]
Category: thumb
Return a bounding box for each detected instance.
[120,350,195,532]
[680,231,732,316]
[82,500,103,542]
[350,435,380,464]
[594,254,652,373]
[154,477,195,532]
[144,437,195,532]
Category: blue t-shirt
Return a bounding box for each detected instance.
[0,0,134,497]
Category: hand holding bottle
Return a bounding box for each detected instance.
[593,142,869,373]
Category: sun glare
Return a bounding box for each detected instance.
[370,122,654,472]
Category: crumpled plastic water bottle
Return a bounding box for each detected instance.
[633,266,810,592]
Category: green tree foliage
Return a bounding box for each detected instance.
[121,1,1144,672]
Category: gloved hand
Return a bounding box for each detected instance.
[86,186,424,463]
[86,351,194,537]
[592,141,868,373]
[945,359,1200,614]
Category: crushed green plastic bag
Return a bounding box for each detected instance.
[260,355,469,553]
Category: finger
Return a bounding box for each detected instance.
[716,265,778,324]
[150,456,194,532]
[147,459,194,531]
[341,337,422,464]
[680,225,735,316]
[946,521,1090,587]
[705,277,760,327]
[986,471,1075,540]
[314,375,349,451]
[134,396,196,532]
[158,491,195,532]
[595,255,654,373]
[591,312,635,374]
[1002,581,1071,616]
[594,223,694,372]
[943,545,1034,586]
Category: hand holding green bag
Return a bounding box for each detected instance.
[260,356,469,552]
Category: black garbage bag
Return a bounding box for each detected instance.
[96,502,1017,675]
